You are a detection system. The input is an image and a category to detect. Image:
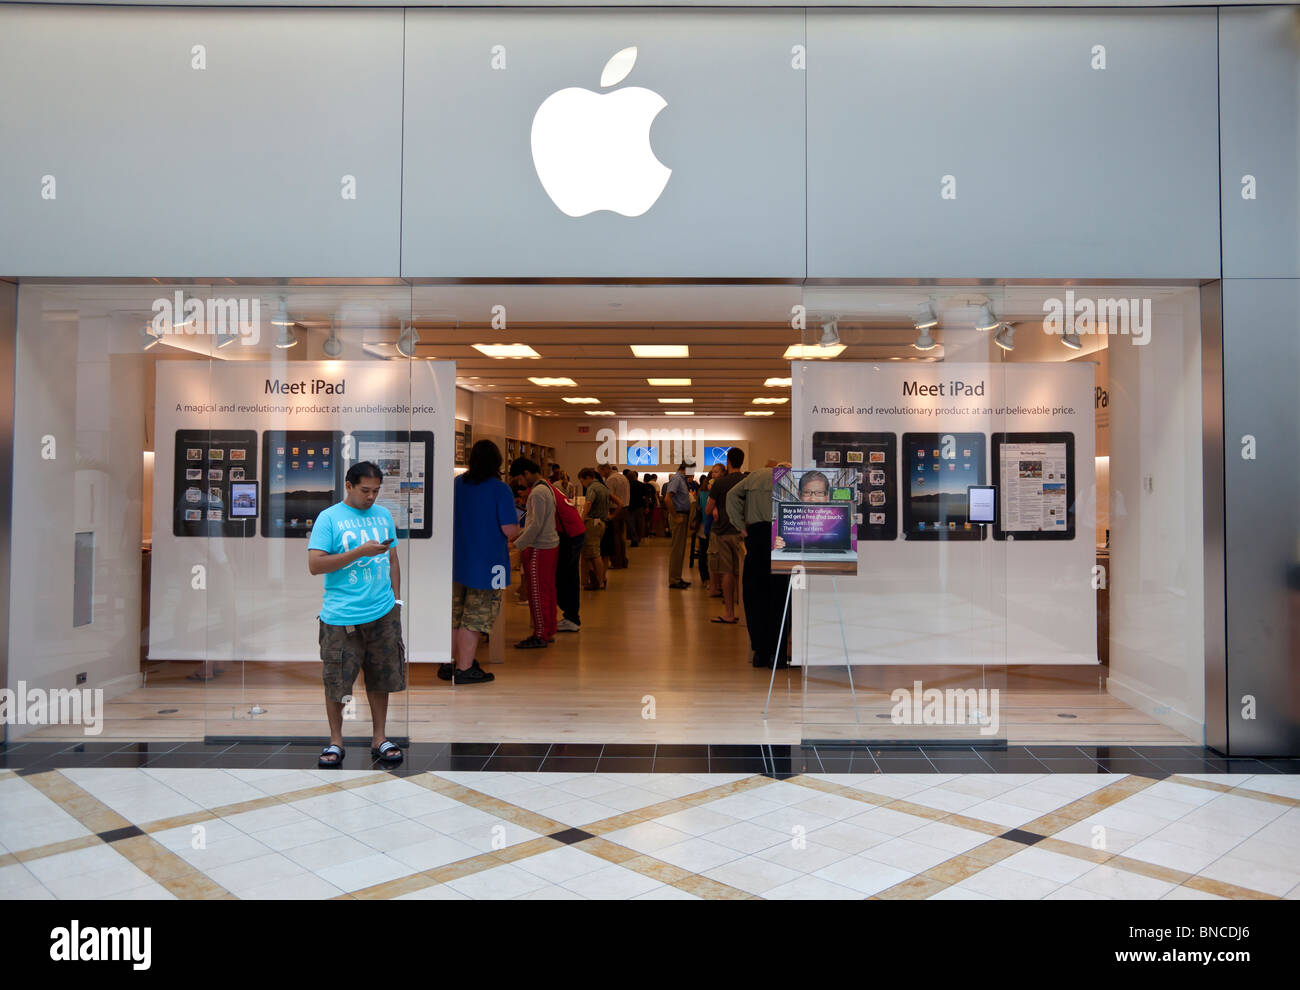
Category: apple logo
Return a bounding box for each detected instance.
[531,47,672,218]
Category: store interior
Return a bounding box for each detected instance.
[6,282,1206,747]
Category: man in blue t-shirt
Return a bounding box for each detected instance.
[307,461,405,768]
[442,440,520,684]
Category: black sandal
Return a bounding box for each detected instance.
[514,636,548,649]
[371,740,403,764]
[318,744,345,768]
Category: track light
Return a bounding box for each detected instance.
[819,318,840,348]
[322,318,343,357]
[914,302,939,331]
[141,325,163,351]
[994,324,1016,352]
[1061,324,1082,350]
[270,297,297,349]
[215,329,239,349]
[396,322,420,358]
[975,304,999,332]
[913,327,938,352]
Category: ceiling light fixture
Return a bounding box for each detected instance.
[664,410,694,416]
[975,304,999,332]
[913,326,937,352]
[764,377,792,387]
[584,410,616,416]
[630,344,689,358]
[396,321,420,358]
[141,325,164,351]
[752,397,789,405]
[647,378,691,386]
[745,410,775,417]
[562,396,601,404]
[783,344,845,359]
[994,324,1016,352]
[915,301,940,330]
[1061,319,1083,351]
[473,343,541,359]
[321,317,344,358]
[528,377,577,386]
[657,398,693,404]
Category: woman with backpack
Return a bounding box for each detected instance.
[508,457,560,649]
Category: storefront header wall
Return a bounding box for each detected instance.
[400,9,806,278]
[0,4,1250,280]
[806,8,1220,279]
[0,6,405,278]
[1219,7,1300,280]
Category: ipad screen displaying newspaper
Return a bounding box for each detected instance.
[358,438,427,531]
[999,440,1068,533]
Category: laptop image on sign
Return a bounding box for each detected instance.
[776,500,853,554]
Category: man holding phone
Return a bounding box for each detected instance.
[307,461,406,768]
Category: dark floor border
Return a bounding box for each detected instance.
[2,740,1297,779]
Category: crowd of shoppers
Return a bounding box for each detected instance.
[441,439,792,686]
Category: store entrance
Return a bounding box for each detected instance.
[5,279,1208,751]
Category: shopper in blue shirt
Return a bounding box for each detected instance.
[307,461,405,768]
[439,440,520,685]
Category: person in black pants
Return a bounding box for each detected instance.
[743,521,791,667]
[554,528,583,632]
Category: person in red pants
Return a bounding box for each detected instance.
[508,458,558,648]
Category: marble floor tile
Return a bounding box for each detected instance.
[560,863,665,899]
[702,855,803,895]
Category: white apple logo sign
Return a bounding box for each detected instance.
[531,47,672,218]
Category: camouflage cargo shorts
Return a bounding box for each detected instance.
[451,582,503,635]
[318,605,406,703]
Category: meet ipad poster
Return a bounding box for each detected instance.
[771,467,859,575]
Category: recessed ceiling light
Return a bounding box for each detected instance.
[528,377,577,386]
[473,343,541,359]
[752,397,788,405]
[658,398,693,404]
[563,396,601,404]
[764,377,792,387]
[664,410,694,416]
[630,345,689,358]
[745,410,775,417]
[647,378,691,386]
[585,410,616,416]
[784,344,845,359]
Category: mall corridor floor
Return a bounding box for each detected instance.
[2,759,1298,900]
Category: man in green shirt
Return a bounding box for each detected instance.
[578,467,610,590]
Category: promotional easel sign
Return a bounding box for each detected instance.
[771,467,859,575]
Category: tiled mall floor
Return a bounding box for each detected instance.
[3,765,1298,900]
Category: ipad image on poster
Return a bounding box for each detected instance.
[351,431,435,539]
[991,432,1076,540]
[262,430,343,538]
[902,432,987,541]
[172,429,258,538]
[811,431,896,540]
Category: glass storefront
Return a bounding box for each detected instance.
[3,279,1211,750]
[794,284,1206,748]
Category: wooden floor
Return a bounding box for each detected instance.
[24,538,1192,746]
